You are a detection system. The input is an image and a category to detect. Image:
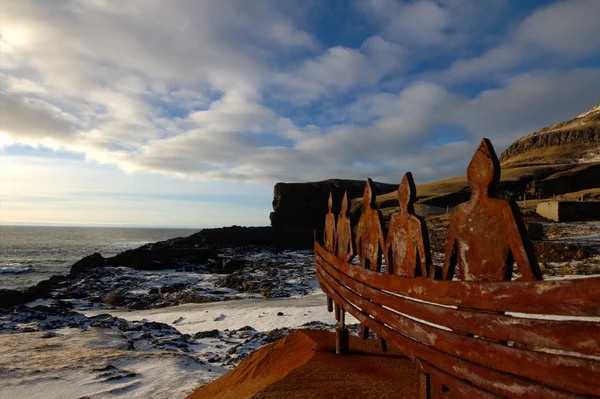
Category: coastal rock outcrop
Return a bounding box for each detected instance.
[0,274,67,309]
[105,226,314,271]
[270,179,396,229]
[70,252,106,276]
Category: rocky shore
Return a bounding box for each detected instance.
[1,220,599,398]
[0,225,342,398]
[0,226,314,309]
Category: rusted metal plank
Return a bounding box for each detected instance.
[317,267,600,396]
[418,359,503,399]
[319,279,592,399]
[315,139,599,398]
[419,368,431,399]
[316,256,600,357]
[316,242,600,316]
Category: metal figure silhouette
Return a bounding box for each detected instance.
[323,193,336,252]
[443,139,543,281]
[384,172,433,277]
[355,179,385,272]
[335,191,354,262]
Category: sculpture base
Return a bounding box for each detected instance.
[336,327,350,354]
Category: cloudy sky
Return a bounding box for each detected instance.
[1,0,599,227]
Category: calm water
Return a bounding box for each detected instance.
[0,225,199,290]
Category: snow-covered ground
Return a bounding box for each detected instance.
[0,326,225,399]
[0,289,359,399]
[83,291,355,334]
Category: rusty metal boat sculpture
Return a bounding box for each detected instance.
[314,139,600,398]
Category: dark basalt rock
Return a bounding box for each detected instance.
[70,252,105,276]
[158,283,188,295]
[0,274,67,309]
[187,226,314,250]
[270,178,396,230]
[106,242,214,270]
[102,226,313,271]
[194,329,220,339]
[211,257,246,274]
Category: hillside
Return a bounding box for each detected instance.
[355,101,600,221]
[500,101,600,167]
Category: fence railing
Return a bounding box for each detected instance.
[314,139,600,398]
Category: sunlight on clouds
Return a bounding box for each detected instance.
[1,22,35,47]
[0,0,599,226]
[0,156,272,227]
[0,134,15,148]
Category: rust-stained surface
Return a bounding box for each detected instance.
[443,139,542,282]
[316,138,600,398]
[384,172,433,278]
[355,178,385,271]
[335,192,354,262]
[323,193,336,252]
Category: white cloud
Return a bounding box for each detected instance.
[273,35,405,103]
[452,68,600,147]
[515,0,600,57]
[0,1,318,163]
[0,91,76,147]
[358,0,507,49]
[441,0,600,81]
[0,0,598,194]
[189,91,280,134]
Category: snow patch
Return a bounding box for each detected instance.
[577,148,600,164]
[576,102,600,118]
[83,292,358,335]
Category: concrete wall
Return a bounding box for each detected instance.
[536,201,600,222]
[536,201,560,221]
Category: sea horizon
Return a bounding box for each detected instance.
[0,222,211,230]
[0,225,206,290]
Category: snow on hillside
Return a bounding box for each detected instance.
[578,148,600,163]
[576,102,600,118]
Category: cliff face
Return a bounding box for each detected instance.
[270,179,396,229]
[500,102,600,167]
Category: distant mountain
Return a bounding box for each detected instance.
[500,101,600,167]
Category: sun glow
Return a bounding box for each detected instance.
[0,23,35,47]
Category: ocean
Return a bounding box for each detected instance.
[0,225,199,290]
